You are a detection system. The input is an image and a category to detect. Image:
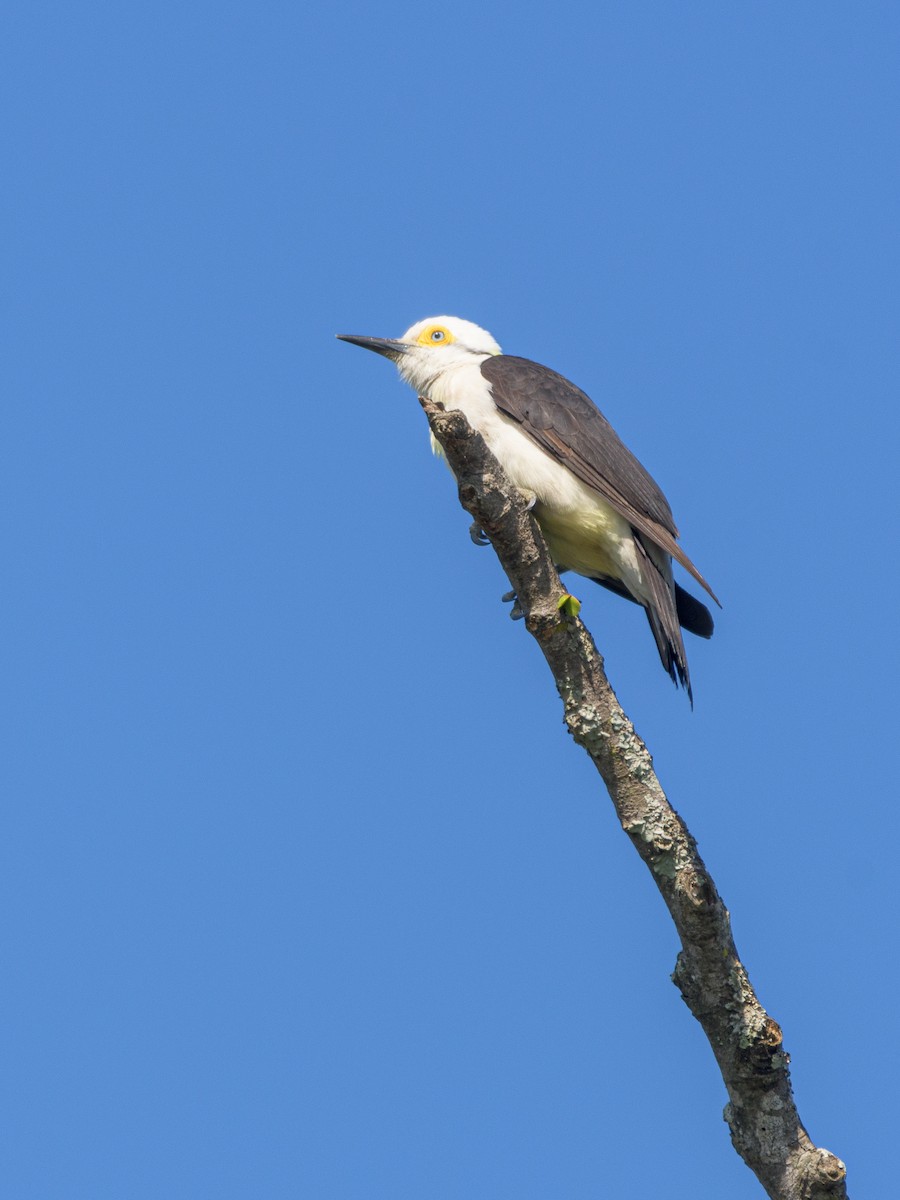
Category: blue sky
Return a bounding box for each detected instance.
[2,2,896,1196]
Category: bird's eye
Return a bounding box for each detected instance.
[415,324,455,348]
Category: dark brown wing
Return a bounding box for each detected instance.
[481,355,719,605]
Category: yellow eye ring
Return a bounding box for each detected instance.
[417,324,455,347]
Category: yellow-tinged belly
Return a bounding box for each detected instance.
[534,500,635,581]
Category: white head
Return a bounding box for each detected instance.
[337,316,502,393]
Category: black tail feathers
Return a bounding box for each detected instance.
[674,583,714,639]
[587,562,714,706]
[589,577,714,640]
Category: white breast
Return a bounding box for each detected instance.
[424,363,646,596]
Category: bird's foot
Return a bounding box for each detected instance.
[501,590,525,621]
[469,521,490,547]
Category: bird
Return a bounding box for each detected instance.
[338,316,718,701]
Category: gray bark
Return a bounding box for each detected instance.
[420,397,848,1200]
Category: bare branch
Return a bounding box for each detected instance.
[420,397,848,1200]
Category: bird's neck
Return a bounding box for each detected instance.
[399,355,490,399]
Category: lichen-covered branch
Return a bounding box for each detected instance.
[420,397,848,1200]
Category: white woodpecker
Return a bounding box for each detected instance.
[338,316,718,702]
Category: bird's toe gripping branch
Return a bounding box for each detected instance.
[469,521,490,547]
[501,590,525,621]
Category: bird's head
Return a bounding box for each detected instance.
[337,316,501,392]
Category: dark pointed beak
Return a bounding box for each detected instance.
[336,334,408,361]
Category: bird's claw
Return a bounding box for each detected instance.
[469,522,490,547]
[501,590,524,620]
